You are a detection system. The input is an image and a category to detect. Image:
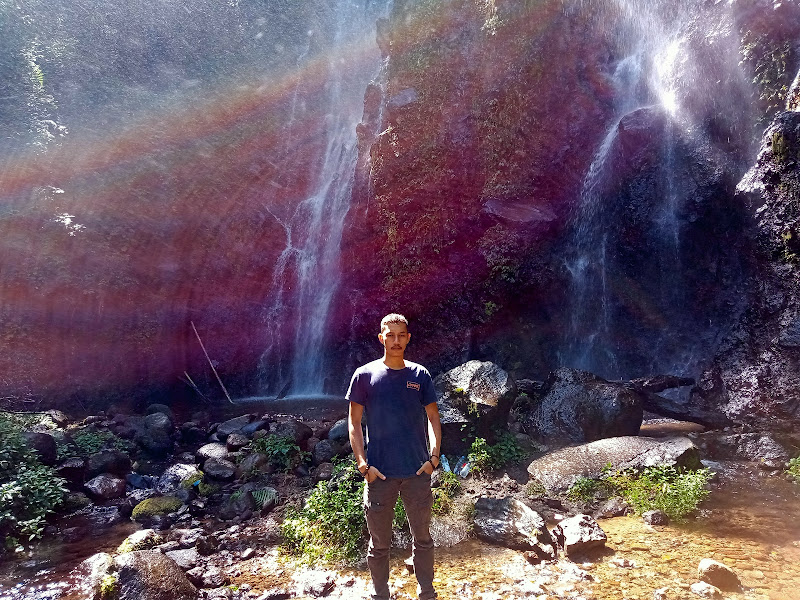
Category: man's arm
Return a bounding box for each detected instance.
[416,402,442,475]
[348,401,384,483]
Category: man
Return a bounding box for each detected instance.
[347,313,442,600]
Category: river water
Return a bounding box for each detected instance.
[1,461,798,600]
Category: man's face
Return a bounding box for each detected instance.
[378,321,410,358]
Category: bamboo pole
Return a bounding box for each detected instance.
[190,321,233,404]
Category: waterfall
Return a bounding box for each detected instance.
[258,0,390,397]
[559,0,721,379]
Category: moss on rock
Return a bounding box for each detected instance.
[131,496,182,522]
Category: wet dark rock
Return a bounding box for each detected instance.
[273,419,314,445]
[135,426,174,456]
[642,510,670,526]
[522,368,642,444]
[473,496,556,560]
[127,473,156,489]
[219,490,257,521]
[129,488,159,504]
[241,419,269,437]
[165,548,200,570]
[86,450,132,478]
[435,361,517,449]
[22,432,57,466]
[114,550,197,599]
[144,412,173,436]
[63,525,88,542]
[180,423,207,445]
[527,436,700,494]
[146,403,174,422]
[698,558,742,591]
[226,432,249,451]
[312,439,341,466]
[236,453,272,479]
[327,418,349,444]
[204,458,237,481]
[84,505,125,528]
[85,473,127,501]
[197,442,230,462]
[627,375,695,394]
[61,491,92,512]
[216,415,255,440]
[552,513,607,556]
[57,457,86,488]
[594,496,631,519]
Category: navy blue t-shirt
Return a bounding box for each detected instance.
[346,359,438,478]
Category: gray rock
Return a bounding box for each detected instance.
[86,450,132,478]
[197,443,230,462]
[314,462,334,481]
[435,360,517,444]
[216,415,255,439]
[56,457,86,487]
[85,473,127,501]
[527,436,700,494]
[145,404,174,422]
[327,419,349,444]
[236,453,272,479]
[201,566,229,588]
[204,458,237,481]
[273,419,313,445]
[226,432,249,451]
[690,581,722,599]
[165,548,200,570]
[298,570,336,597]
[473,497,556,560]
[240,420,269,437]
[157,463,202,493]
[594,496,630,519]
[144,412,173,436]
[196,535,218,556]
[168,527,204,548]
[219,490,257,521]
[114,550,197,599]
[117,529,164,553]
[311,439,340,466]
[85,505,125,528]
[698,558,741,591]
[552,513,607,556]
[71,552,114,598]
[523,368,642,444]
[700,432,790,469]
[642,510,670,526]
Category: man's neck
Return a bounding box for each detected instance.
[382,355,406,370]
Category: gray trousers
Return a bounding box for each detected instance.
[363,474,437,600]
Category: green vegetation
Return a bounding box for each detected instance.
[468,433,525,474]
[251,435,307,472]
[0,414,67,549]
[563,465,712,520]
[741,31,796,121]
[58,427,135,460]
[432,470,461,516]
[786,456,800,483]
[526,480,547,498]
[180,472,204,489]
[131,496,182,520]
[99,573,118,599]
[281,460,366,565]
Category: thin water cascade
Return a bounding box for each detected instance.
[560,0,712,379]
[258,0,390,397]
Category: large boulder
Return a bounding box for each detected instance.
[272,419,313,445]
[698,558,742,591]
[157,463,202,493]
[196,442,230,462]
[527,436,701,494]
[86,450,132,479]
[435,361,517,444]
[473,497,556,561]
[113,550,197,600]
[216,415,255,440]
[21,432,58,466]
[698,432,793,469]
[521,368,643,445]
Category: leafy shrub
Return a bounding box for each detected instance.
[566,476,601,502]
[58,427,134,460]
[604,465,712,520]
[251,435,307,472]
[0,414,67,548]
[468,433,525,474]
[526,480,546,498]
[786,456,800,483]
[432,470,461,515]
[281,460,366,564]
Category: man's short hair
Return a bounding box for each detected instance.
[380,313,409,331]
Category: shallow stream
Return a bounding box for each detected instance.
[2,459,798,600]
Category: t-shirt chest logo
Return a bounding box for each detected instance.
[406,381,421,391]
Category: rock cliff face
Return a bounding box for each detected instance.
[1,0,800,421]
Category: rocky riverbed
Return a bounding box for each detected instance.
[1,363,799,600]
